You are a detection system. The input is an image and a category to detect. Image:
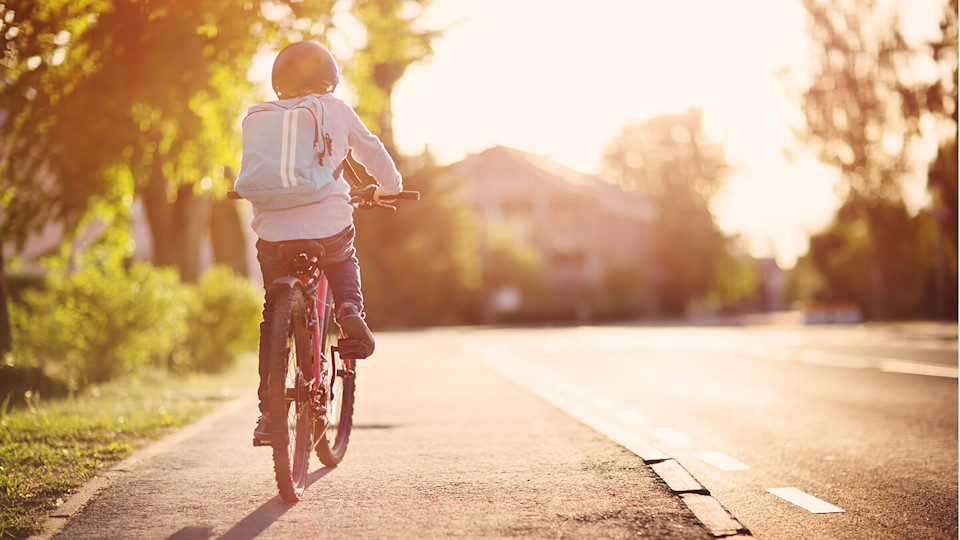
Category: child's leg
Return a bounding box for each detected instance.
[316,225,363,310]
[254,239,290,415]
[318,225,375,355]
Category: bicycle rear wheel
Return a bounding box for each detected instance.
[265,285,313,502]
[316,290,355,467]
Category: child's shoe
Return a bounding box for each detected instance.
[336,302,375,357]
[253,413,271,442]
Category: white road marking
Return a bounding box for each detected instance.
[799,350,871,369]
[477,351,671,462]
[587,396,616,410]
[612,409,648,426]
[766,487,845,513]
[878,359,959,379]
[696,451,750,471]
[788,350,959,379]
[649,428,693,448]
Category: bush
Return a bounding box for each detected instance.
[10,260,188,390]
[180,265,262,373]
[8,260,263,394]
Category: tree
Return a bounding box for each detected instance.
[797,0,948,318]
[603,108,731,316]
[346,0,437,155]
[0,0,337,347]
[0,0,338,262]
[355,152,482,327]
[341,1,484,327]
[804,198,936,318]
[924,0,958,319]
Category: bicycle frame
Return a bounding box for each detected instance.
[292,258,352,429]
[306,275,328,404]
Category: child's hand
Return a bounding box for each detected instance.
[373,185,402,203]
[349,185,419,211]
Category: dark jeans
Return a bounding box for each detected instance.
[255,225,363,412]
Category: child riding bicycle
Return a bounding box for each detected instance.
[236,41,403,440]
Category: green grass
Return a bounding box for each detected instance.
[0,353,258,539]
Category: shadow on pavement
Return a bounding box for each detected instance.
[166,526,215,540]
[165,467,336,540]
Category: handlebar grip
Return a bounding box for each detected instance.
[348,189,420,201]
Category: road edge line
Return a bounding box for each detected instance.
[478,354,752,538]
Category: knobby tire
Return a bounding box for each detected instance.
[265,285,313,502]
[316,289,355,467]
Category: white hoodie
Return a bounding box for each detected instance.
[249,93,402,241]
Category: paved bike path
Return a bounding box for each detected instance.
[42,331,714,539]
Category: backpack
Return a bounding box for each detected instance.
[235,95,341,209]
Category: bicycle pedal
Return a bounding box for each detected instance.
[334,339,370,360]
[253,437,271,447]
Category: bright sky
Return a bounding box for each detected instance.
[373,0,946,268]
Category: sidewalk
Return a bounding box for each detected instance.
[41,332,716,539]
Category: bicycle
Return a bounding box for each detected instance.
[228,184,418,502]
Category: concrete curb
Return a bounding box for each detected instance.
[649,459,749,537]
[29,396,253,540]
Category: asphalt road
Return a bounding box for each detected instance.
[40,320,956,539]
[43,330,715,540]
[468,321,958,539]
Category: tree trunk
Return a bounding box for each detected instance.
[141,162,212,282]
[210,198,249,276]
[373,61,405,156]
[868,222,886,320]
[0,246,11,356]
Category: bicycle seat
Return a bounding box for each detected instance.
[276,239,326,262]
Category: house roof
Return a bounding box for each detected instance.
[452,145,656,223]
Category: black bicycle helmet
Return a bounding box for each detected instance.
[271,41,340,99]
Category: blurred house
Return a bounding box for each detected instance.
[445,146,658,323]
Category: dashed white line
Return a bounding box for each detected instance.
[587,396,616,410]
[649,428,693,448]
[696,451,750,471]
[612,409,648,426]
[766,487,845,513]
[799,350,871,369]
[878,359,959,379]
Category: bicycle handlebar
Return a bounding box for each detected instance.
[226,187,420,212]
[349,186,420,212]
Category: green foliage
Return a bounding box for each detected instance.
[0,0,338,285]
[346,0,438,150]
[9,257,188,390]
[483,224,544,293]
[355,156,482,327]
[9,259,261,391]
[603,108,732,316]
[480,225,555,323]
[783,254,825,307]
[797,0,958,319]
[180,265,261,373]
[710,251,761,307]
[803,199,938,318]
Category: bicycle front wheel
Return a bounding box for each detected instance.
[316,290,355,467]
[265,285,313,502]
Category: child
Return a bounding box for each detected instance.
[240,41,402,440]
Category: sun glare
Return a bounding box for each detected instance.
[387,0,946,267]
[245,0,947,268]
